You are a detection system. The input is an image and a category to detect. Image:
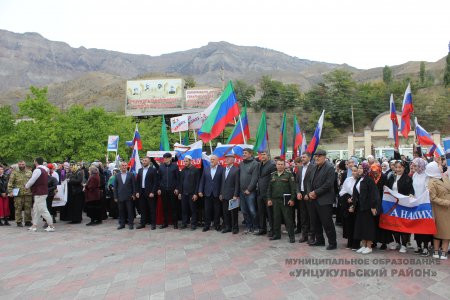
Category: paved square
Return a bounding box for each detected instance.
[1,216,449,300]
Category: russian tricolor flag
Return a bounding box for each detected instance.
[379,187,436,235]
[426,143,444,158]
[400,83,414,138]
[128,141,142,175]
[126,123,143,150]
[388,94,400,148]
[213,143,253,166]
[306,110,325,156]
[292,115,303,159]
[198,81,240,143]
[226,104,250,144]
[174,140,203,170]
[414,117,435,146]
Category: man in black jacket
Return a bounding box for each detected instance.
[178,155,200,230]
[157,153,180,228]
[135,157,159,230]
[307,150,337,250]
[220,153,240,234]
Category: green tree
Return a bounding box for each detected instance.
[184,76,196,88]
[18,86,59,121]
[256,76,301,111]
[444,49,450,87]
[383,65,393,85]
[233,80,256,106]
[420,61,426,85]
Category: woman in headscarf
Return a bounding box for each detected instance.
[65,164,85,224]
[426,162,450,260]
[84,166,102,226]
[386,160,414,253]
[335,160,347,226]
[353,162,380,254]
[381,162,390,175]
[411,158,431,256]
[339,165,359,250]
[370,163,392,250]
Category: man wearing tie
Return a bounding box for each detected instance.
[114,162,136,230]
[199,155,224,232]
[178,155,200,230]
[135,157,159,230]
[220,153,240,234]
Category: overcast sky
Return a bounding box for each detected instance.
[1,0,449,69]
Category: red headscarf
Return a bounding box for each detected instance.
[370,164,382,184]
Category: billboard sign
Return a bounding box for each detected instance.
[185,89,221,108]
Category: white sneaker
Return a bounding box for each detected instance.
[45,226,55,232]
[432,252,440,259]
[356,247,366,253]
[362,247,373,254]
[389,243,399,250]
[440,254,448,260]
[28,226,37,232]
[399,245,407,253]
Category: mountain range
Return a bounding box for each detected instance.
[0,29,446,112]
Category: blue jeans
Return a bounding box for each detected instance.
[240,192,257,230]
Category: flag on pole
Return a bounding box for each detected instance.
[388,94,400,148]
[414,117,435,146]
[300,132,307,156]
[226,103,250,144]
[128,141,142,175]
[292,115,303,159]
[198,81,240,143]
[400,83,414,138]
[160,115,170,151]
[426,143,444,158]
[253,111,269,153]
[279,112,288,159]
[174,140,203,170]
[306,110,325,156]
[182,131,189,146]
[125,123,142,150]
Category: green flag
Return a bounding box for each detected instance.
[159,115,170,151]
[182,131,189,145]
[253,111,269,152]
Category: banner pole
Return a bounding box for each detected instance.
[179,131,182,144]
[238,114,246,144]
[193,130,197,142]
[209,141,213,154]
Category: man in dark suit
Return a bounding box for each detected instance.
[198,155,224,232]
[306,149,337,250]
[296,152,315,243]
[135,157,158,230]
[114,162,136,230]
[220,153,240,234]
[255,151,276,237]
[178,155,200,230]
[157,152,180,229]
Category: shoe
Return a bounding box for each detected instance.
[298,236,308,243]
[309,241,325,247]
[52,216,57,223]
[379,244,387,250]
[420,248,429,257]
[159,224,168,229]
[28,226,37,232]
[294,228,301,234]
[25,221,32,227]
[289,237,295,243]
[221,228,231,233]
[173,223,178,229]
[129,225,134,230]
[151,226,156,230]
[69,221,81,224]
[440,253,448,260]
[0,221,3,226]
[254,230,267,236]
[269,236,281,241]
[202,227,209,232]
[45,226,55,232]
[407,242,414,249]
[414,248,422,255]
[432,251,440,259]
[362,247,372,254]
[17,223,23,227]
[244,229,251,234]
[267,231,273,238]
[117,225,125,230]
[3,220,10,226]
[232,229,239,234]
[95,220,102,225]
[307,238,315,245]
[215,226,221,231]
[136,224,145,229]
[191,226,197,231]
[399,246,407,253]
[86,222,95,226]
[326,244,337,250]
[180,224,187,229]
[389,243,399,250]
[356,247,366,253]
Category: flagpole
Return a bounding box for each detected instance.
[179,132,182,144]
[209,141,213,154]
[238,114,247,144]
[193,130,197,142]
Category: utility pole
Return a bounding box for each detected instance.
[351,104,355,134]
[220,62,225,91]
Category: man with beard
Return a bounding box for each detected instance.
[178,156,200,230]
[157,153,180,229]
[135,157,158,230]
[7,160,32,227]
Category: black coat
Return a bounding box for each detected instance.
[386,173,414,196]
[199,165,224,198]
[221,166,240,200]
[113,172,136,202]
[158,163,179,191]
[179,166,200,196]
[296,163,314,194]
[135,167,158,196]
[353,176,380,212]
[310,161,336,206]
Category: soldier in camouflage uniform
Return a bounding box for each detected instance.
[7,161,33,227]
[267,159,296,243]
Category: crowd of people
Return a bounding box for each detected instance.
[1,148,449,259]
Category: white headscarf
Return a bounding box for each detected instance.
[425,161,442,179]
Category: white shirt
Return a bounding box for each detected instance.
[300,162,310,192]
[356,177,363,193]
[121,172,127,184]
[51,171,60,182]
[142,167,149,188]
[339,176,356,197]
[225,166,231,179]
[211,165,217,179]
[412,172,428,197]
[25,165,47,189]
[392,175,401,192]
